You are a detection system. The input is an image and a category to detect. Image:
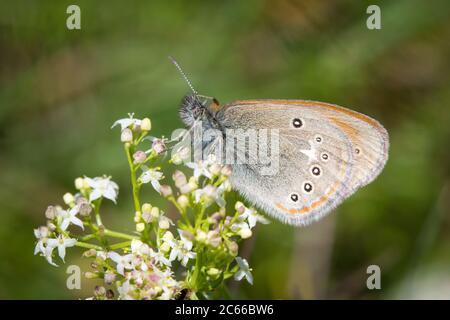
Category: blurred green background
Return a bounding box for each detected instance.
[1,0,449,299]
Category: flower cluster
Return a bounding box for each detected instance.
[33,113,269,299]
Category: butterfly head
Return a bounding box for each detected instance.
[179,94,206,127]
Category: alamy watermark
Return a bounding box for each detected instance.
[66,5,81,30]
[366,264,381,290]
[366,5,381,30]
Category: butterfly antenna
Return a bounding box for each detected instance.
[168,56,198,95]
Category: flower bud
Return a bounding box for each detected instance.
[171,146,190,164]
[173,170,187,188]
[159,217,170,229]
[162,231,174,241]
[204,185,217,198]
[152,139,166,154]
[207,267,221,277]
[103,272,116,285]
[171,153,182,165]
[84,272,99,279]
[134,211,142,223]
[141,118,151,131]
[142,203,152,214]
[63,193,74,205]
[142,212,152,223]
[106,289,114,299]
[160,185,173,197]
[177,195,189,209]
[121,128,133,142]
[227,241,239,256]
[136,223,145,232]
[150,207,160,219]
[83,179,90,189]
[179,183,192,194]
[196,230,207,242]
[235,201,246,214]
[224,216,232,226]
[94,285,106,297]
[45,206,57,220]
[239,227,252,239]
[221,165,233,177]
[160,241,171,253]
[207,230,222,248]
[180,229,195,242]
[187,179,198,192]
[47,221,57,231]
[133,150,147,164]
[74,177,84,190]
[210,211,224,224]
[79,202,92,217]
[209,163,222,176]
[83,249,97,258]
[96,251,107,261]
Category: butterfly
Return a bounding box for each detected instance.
[171,58,389,226]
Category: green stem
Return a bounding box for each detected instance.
[135,132,147,146]
[125,143,141,213]
[94,198,103,226]
[109,241,133,250]
[80,234,97,242]
[75,241,102,250]
[104,229,139,240]
[169,197,193,231]
[195,206,206,229]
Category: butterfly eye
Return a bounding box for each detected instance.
[290,193,299,202]
[292,118,303,128]
[303,182,313,194]
[314,135,323,144]
[320,152,329,162]
[355,148,361,155]
[311,165,322,177]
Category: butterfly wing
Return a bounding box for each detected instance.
[215,99,389,226]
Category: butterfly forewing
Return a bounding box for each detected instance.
[215,99,388,226]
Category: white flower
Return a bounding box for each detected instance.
[85,176,119,203]
[186,160,213,180]
[33,226,49,255]
[43,246,58,267]
[47,235,77,262]
[171,146,191,165]
[153,268,179,299]
[158,215,173,229]
[214,181,229,207]
[139,166,163,193]
[111,113,142,130]
[34,227,60,267]
[121,128,133,142]
[130,239,151,256]
[186,161,211,179]
[117,280,136,300]
[194,185,216,203]
[108,252,133,276]
[151,138,166,154]
[168,231,197,266]
[195,184,227,207]
[97,251,108,260]
[150,249,172,267]
[240,207,269,229]
[234,257,253,285]
[58,206,84,231]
